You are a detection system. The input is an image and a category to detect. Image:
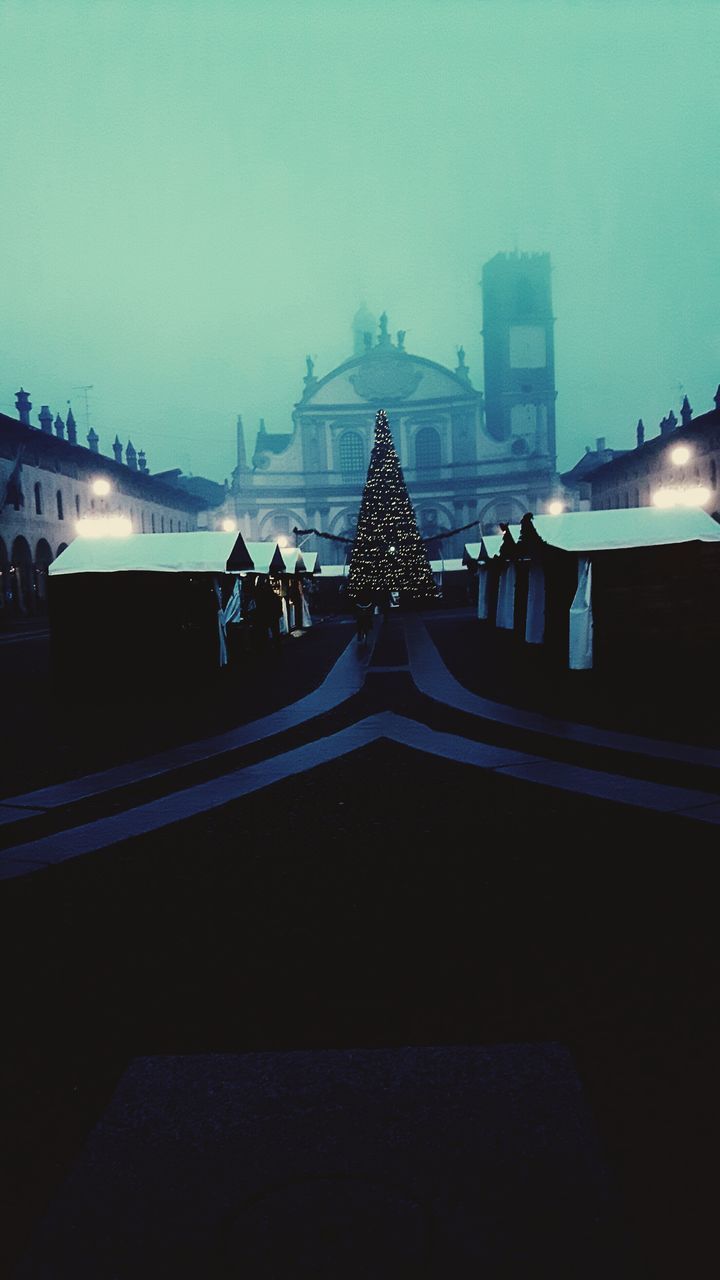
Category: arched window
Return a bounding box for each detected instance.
[339,431,365,479]
[56,489,64,520]
[34,483,43,515]
[415,427,441,471]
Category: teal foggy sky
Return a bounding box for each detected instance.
[1,0,718,481]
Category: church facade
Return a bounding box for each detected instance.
[223,252,560,563]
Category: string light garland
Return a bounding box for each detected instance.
[293,517,483,548]
[346,408,438,603]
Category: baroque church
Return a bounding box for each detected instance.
[222,252,559,563]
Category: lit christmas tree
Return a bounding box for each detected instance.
[347,408,437,604]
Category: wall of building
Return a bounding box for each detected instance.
[0,406,202,618]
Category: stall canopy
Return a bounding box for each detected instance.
[525,507,720,553]
[279,547,320,575]
[49,529,254,576]
[244,541,288,577]
[463,531,517,564]
[525,508,720,670]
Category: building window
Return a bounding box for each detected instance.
[161,515,165,532]
[34,483,43,515]
[169,518,173,531]
[339,431,365,479]
[415,427,441,470]
[75,494,81,516]
[56,490,64,520]
[711,460,717,490]
[151,513,156,532]
[141,511,146,532]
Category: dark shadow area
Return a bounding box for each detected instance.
[0,618,353,799]
[426,610,720,748]
[2,740,717,1276]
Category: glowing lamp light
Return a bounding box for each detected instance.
[389,545,396,553]
[221,518,237,532]
[670,445,691,466]
[652,486,710,508]
[76,516,132,538]
[91,478,111,497]
[276,535,288,547]
[547,500,564,515]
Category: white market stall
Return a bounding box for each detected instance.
[468,508,720,671]
[48,529,257,681]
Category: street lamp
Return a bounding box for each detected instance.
[670,444,691,467]
[652,442,710,506]
[76,478,132,535]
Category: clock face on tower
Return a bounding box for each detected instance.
[509,325,546,369]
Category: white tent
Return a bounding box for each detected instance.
[521,508,720,668]
[243,541,287,577]
[48,529,254,576]
[279,547,320,575]
[528,507,720,553]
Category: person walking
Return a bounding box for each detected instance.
[354,590,374,645]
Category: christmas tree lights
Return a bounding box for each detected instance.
[347,408,437,604]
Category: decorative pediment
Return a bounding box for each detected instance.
[348,353,424,402]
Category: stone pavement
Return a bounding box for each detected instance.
[15,1044,624,1279]
[2,610,720,879]
[4,608,717,1277]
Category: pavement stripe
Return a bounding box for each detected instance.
[2,711,719,880]
[0,629,375,813]
[403,614,720,770]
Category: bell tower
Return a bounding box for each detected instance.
[481,251,557,466]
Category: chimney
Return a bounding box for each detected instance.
[113,435,123,465]
[636,418,645,448]
[680,396,692,428]
[667,409,678,432]
[39,405,53,434]
[87,427,99,453]
[126,440,138,471]
[54,413,65,440]
[138,450,148,473]
[659,415,671,437]
[66,406,77,444]
[15,389,32,425]
[596,437,606,454]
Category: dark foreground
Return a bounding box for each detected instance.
[1,611,718,1276]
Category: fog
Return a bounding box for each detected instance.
[2,0,718,481]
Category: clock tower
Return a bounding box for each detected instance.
[481,251,557,467]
